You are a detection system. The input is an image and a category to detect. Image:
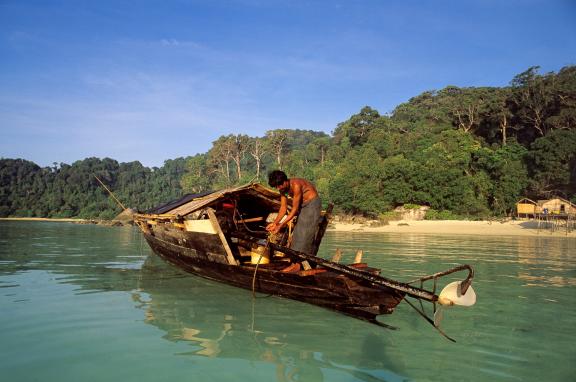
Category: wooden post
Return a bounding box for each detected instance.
[207,208,238,266]
[311,203,334,256]
[331,248,342,263]
[353,249,363,264]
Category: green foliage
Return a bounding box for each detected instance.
[424,209,464,220]
[0,157,187,218]
[473,143,529,215]
[378,211,401,221]
[1,66,574,219]
[333,106,383,147]
[328,145,387,215]
[180,154,210,194]
[378,154,419,207]
[527,129,576,197]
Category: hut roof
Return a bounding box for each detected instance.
[148,183,281,217]
[517,198,537,205]
[537,197,576,207]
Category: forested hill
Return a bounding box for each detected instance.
[1,66,575,219]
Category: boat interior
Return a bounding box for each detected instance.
[135,184,332,268]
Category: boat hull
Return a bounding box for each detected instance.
[143,232,404,321]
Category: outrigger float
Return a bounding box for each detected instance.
[133,183,476,341]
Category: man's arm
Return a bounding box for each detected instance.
[267,194,288,232]
[282,183,302,226]
[274,194,288,225]
[266,184,302,234]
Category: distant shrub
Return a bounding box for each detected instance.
[0,206,10,217]
[424,209,462,220]
[378,211,401,222]
[98,210,117,220]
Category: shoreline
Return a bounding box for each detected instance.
[2,217,574,238]
[327,219,576,238]
[0,217,128,226]
[0,217,86,222]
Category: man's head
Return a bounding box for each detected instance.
[268,170,289,191]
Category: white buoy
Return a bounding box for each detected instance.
[438,281,476,307]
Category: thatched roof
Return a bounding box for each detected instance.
[537,197,576,207]
[148,183,281,217]
[516,198,537,205]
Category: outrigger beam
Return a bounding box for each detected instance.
[230,231,474,306]
[268,243,439,301]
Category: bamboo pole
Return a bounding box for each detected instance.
[93,175,127,211]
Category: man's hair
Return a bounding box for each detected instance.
[268,170,288,187]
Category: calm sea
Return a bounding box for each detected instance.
[1,221,574,382]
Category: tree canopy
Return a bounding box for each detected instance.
[1,66,574,219]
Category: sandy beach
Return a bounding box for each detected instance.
[327,219,576,238]
[2,217,574,238]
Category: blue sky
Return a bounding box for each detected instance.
[1,0,575,168]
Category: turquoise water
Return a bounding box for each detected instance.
[1,222,575,381]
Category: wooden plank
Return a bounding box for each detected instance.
[331,248,343,263]
[207,208,238,266]
[281,263,301,273]
[136,213,178,220]
[348,263,380,275]
[298,269,327,277]
[184,219,217,234]
[181,232,229,255]
[236,216,264,223]
[311,203,334,255]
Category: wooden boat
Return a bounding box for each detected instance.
[134,183,475,339]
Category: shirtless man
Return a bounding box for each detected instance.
[266,170,321,255]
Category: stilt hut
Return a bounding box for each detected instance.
[538,197,576,215]
[516,198,538,218]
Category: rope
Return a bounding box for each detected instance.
[234,207,264,234]
[251,236,275,298]
[403,297,455,342]
[251,253,263,297]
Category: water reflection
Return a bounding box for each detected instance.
[0,222,144,293]
[2,222,575,381]
[320,232,576,289]
[1,223,406,381]
[134,255,407,382]
[515,236,576,287]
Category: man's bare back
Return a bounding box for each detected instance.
[286,178,318,204]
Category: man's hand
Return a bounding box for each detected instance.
[266,222,282,234]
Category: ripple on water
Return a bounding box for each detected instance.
[1,223,575,382]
